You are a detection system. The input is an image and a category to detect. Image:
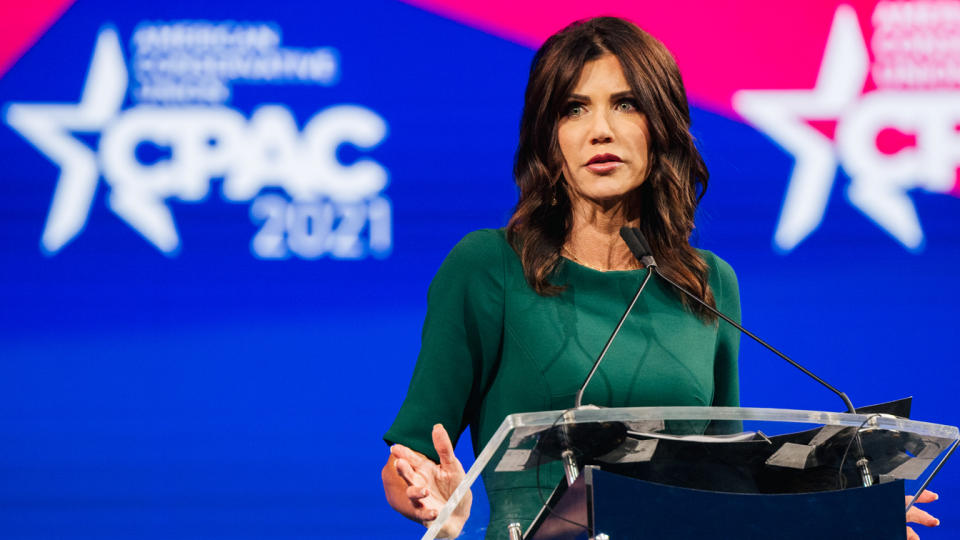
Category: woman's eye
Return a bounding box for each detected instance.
[616,99,637,112]
[564,103,584,117]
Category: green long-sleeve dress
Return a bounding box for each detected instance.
[385,228,741,537]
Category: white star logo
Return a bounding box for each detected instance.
[5,24,394,259]
[734,5,956,252]
[6,27,129,254]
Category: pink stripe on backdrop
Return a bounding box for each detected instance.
[400,0,880,115]
[0,0,78,79]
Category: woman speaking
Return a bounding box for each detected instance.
[380,16,939,540]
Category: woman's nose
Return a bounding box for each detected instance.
[589,111,614,144]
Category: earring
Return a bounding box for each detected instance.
[551,174,564,206]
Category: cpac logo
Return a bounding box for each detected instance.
[5,26,390,258]
[734,4,960,252]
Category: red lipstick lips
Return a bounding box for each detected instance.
[587,153,622,165]
[586,153,622,173]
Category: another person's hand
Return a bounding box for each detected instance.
[390,424,472,538]
[906,490,940,540]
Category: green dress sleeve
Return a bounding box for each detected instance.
[383,229,506,462]
[703,251,742,434]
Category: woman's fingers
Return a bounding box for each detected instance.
[433,423,458,467]
[406,484,430,501]
[903,489,940,538]
[416,507,439,523]
[391,444,427,468]
[905,490,940,529]
[913,490,939,504]
[906,505,940,527]
[395,457,427,488]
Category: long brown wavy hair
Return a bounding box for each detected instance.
[507,17,715,321]
[506,16,716,320]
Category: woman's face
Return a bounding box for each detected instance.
[557,54,651,208]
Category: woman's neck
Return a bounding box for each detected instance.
[563,198,642,271]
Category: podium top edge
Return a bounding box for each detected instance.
[501,406,960,439]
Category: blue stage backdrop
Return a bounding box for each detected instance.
[1,0,958,538]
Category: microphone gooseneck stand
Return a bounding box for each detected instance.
[563,265,654,485]
[618,226,874,488]
[574,267,654,410]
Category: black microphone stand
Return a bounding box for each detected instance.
[619,226,874,487]
[561,265,655,485]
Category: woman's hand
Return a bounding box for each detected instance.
[906,490,940,540]
[384,424,472,538]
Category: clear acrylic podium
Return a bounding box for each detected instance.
[423,403,959,539]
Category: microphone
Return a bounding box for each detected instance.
[619,226,875,487]
[620,227,656,269]
[620,227,856,413]
[565,244,655,484]
[573,255,655,409]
